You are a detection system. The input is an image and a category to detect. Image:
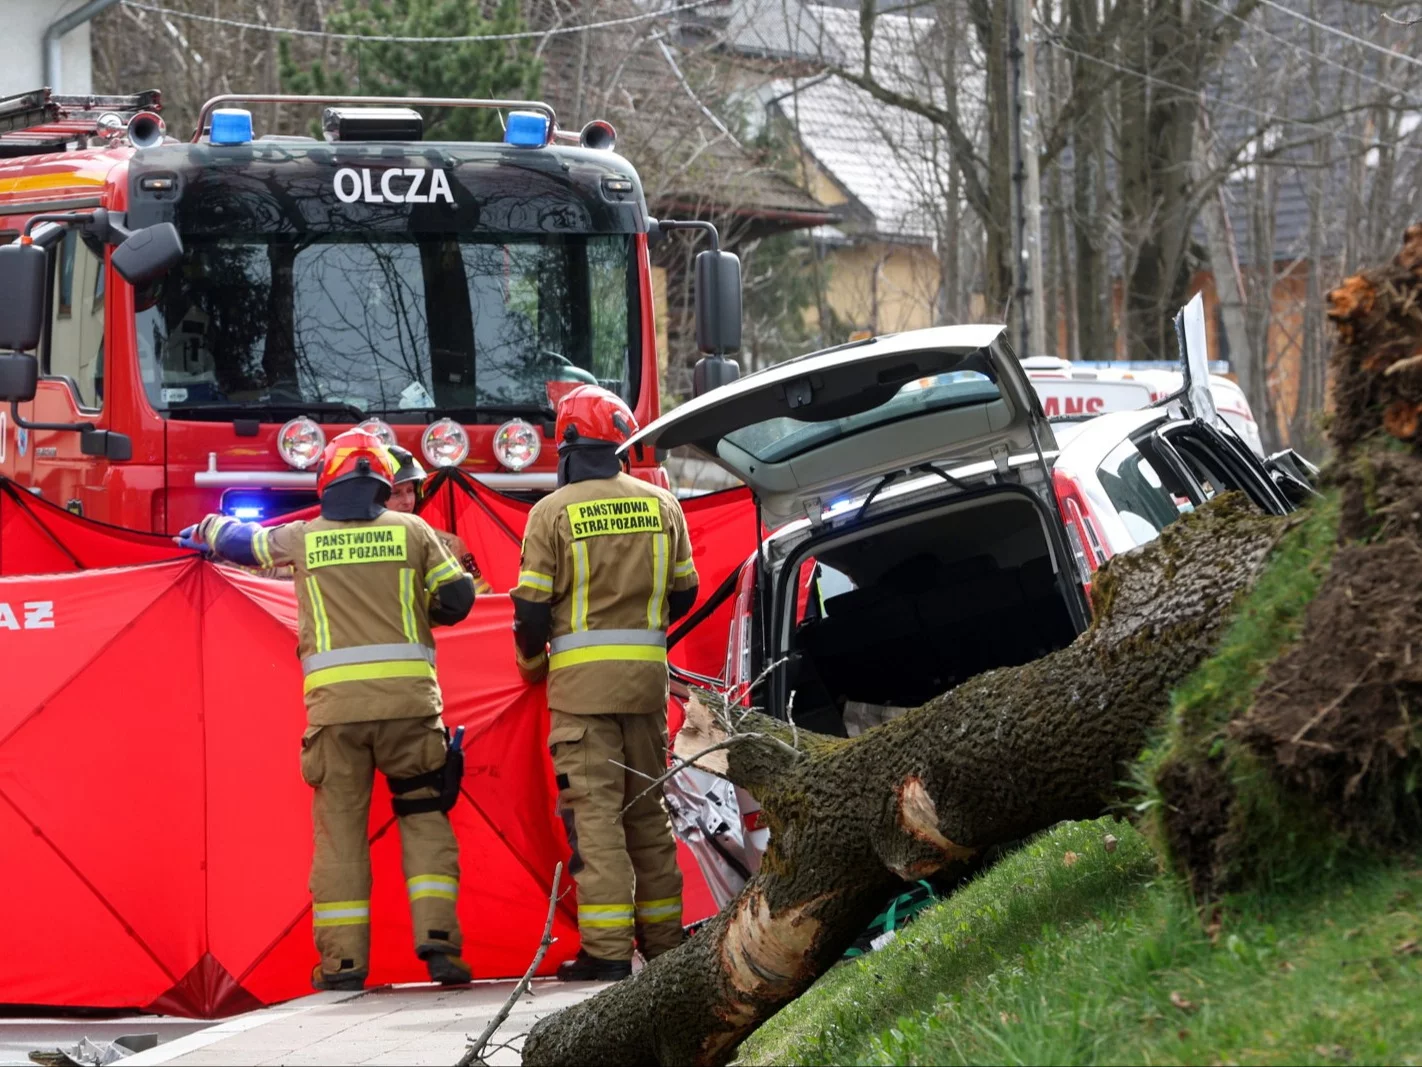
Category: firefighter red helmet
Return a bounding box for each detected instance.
[555,385,638,448]
[316,428,399,497]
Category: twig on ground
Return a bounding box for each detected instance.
[457,862,564,1067]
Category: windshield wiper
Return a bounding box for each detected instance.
[166,401,369,422]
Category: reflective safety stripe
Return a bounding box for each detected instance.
[578,903,634,928]
[303,659,436,694]
[647,532,667,629]
[635,896,682,922]
[549,645,667,671]
[570,541,589,631]
[313,899,370,927]
[399,568,419,642]
[673,557,696,580]
[548,629,665,654]
[407,874,458,902]
[305,576,332,653]
[425,556,463,594]
[252,528,275,569]
[517,569,554,593]
[301,643,435,674]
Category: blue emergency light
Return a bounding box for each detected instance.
[210,108,254,146]
[504,111,549,148]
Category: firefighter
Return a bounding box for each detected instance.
[510,385,699,982]
[175,428,477,991]
[387,445,493,595]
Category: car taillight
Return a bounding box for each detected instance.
[1053,470,1110,590]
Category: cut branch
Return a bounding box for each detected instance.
[457,862,563,1067]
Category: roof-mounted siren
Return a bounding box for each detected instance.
[322,106,424,142]
[127,110,166,149]
[580,120,616,151]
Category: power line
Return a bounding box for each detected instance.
[1198,0,1420,104]
[119,0,714,44]
[1255,0,1422,72]
[1042,37,1422,158]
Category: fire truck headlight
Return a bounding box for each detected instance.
[422,419,470,468]
[277,417,326,470]
[357,418,396,446]
[492,418,541,471]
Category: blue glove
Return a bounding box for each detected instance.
[175,524,207,552]
[449,725,466,755]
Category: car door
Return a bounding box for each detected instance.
[1154,421,1291,515]
[1163,293,1292,516]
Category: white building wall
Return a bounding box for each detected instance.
[0,1,94,98]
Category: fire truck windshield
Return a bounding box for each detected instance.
[133,232,634,421]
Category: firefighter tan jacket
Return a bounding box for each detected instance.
[513,472,697,714]
[198,510,466,726]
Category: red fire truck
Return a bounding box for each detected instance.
[0,89,741,531]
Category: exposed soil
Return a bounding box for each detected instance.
[1242,223,1422,848]
[1326,222,1422,455]
[1155,755,1236,899]
[1234,534,1422,848]
[1157,223,1422,898]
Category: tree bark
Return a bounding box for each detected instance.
[522,496,1283,1067]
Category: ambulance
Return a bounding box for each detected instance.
[1023,356,1265,457]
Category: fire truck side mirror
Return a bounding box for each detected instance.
[111,222,184,287]
[0,242,48,354]
[0,353,38,403]
[694,248,742,358]
[692,356,741,398]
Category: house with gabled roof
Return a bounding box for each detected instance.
[724,0,954,337]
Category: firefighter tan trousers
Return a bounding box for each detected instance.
[300,715,462,979]
[548,710,683,962]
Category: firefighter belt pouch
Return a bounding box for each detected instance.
[387,726,464,816]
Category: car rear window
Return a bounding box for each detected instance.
[722,354,1003,464]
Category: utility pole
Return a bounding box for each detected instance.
[1009,0,1047,357]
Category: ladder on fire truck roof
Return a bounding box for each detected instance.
[0,87,161,159]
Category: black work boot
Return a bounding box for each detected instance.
[417,944,473,985]
[311,963,367,992]
[423,952,472,985]
[556,949,632,982]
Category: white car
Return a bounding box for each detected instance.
[636,296,1303,909]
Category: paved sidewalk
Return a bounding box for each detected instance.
[120,980,605,1066]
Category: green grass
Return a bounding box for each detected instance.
[738,821,1422,1066]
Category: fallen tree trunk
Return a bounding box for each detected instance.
[523,496,1284,1067]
